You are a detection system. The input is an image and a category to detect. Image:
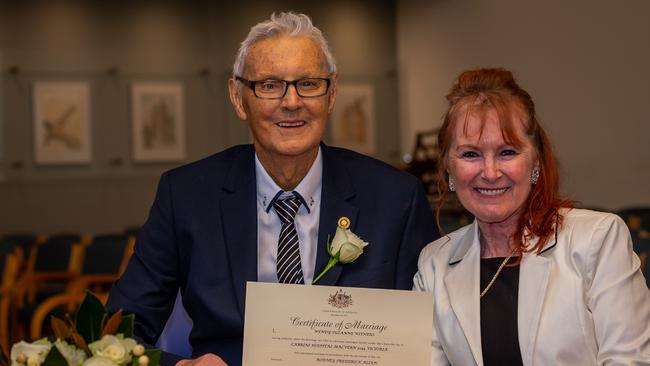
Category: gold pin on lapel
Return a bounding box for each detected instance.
[337,217,350,229]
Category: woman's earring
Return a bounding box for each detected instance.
[448,176,456,192]
[531,167,540,185]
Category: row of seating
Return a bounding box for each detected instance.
[0,233,134,353]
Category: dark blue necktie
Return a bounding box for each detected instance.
[272,195,304,284]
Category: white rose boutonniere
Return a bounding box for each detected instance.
[312,217,369,284]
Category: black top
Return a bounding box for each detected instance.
[480,257,523,366]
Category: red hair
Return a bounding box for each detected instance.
[436,68,573,258]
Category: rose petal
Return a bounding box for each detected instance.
[338,243,363,263]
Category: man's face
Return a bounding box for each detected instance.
[229,36,336,162]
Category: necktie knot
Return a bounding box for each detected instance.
[272,196,301,224]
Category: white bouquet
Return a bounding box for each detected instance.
[3,292,160,366]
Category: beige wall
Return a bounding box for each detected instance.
[0,1,399,235]
[397,0,650,210]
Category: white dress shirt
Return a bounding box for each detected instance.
[255,148,322,284]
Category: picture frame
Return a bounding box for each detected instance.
[131,82,186,162]
[33,82,92,165]
[330,83,376,155]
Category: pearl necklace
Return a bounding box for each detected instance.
[480,249,516,299]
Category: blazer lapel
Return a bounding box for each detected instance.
[220,147,258,315]
[517,233,556,364]
[444,222,483,365]
[313,145,358,286]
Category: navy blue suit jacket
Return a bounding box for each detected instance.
[107,144,438,365]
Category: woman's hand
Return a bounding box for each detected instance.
[175,354,228,366]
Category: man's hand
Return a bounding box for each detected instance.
[175,354,228,366]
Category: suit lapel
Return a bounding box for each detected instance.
[220,146,258,315]
[444,222,483,365]
[314,145,358,286]
[517,233,556,364]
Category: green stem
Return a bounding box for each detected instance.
[312,257,339,284]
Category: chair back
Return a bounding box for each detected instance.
[0,234,36,261]
[17,234,83,306]
[0,250,21,290]
[28,235,134,340]
[0,242,12,278]
[616,207,650,232]
[1,252,22,354]
[31,234,81,273]
[82,234,132,275]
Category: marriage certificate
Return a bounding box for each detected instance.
[242,282,433,366]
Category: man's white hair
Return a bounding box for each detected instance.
[232,12,337,79]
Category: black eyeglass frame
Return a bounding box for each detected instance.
[235,76,331,99]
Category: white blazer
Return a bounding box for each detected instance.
[414,209,650,365]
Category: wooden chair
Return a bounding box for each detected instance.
[30,235,134,339]
[0,234,36,266]
[0,250,22,355]
[11,234,83,340]
[15,234,84,308]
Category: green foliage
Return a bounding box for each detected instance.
[117,314,135,338]
[42,347,68,366]
[75,292,106,343]
[144,349,161,366]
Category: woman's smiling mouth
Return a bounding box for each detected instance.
[475,187,509,196]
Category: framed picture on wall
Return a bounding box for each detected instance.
[131,82,186,162]
[330,83,376,155]
[33,82,92,164]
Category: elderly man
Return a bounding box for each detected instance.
[107,12,437,366]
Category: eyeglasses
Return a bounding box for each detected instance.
[236,76,331,99]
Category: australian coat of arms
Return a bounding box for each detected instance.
[328,289,353,308]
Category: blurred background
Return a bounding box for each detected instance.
[0,0,648,350]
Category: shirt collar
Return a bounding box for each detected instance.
[255,147,323,214]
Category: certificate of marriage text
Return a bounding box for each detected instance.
[243,282,433,366]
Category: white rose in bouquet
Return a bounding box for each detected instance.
[83,356,118,366]
[10,339,52,366]
[55,339,87,366]
[5,292,161,366]
[88,335,137,366]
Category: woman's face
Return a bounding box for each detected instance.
[447,105,538,227]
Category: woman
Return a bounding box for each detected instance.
[413,68,650,365]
